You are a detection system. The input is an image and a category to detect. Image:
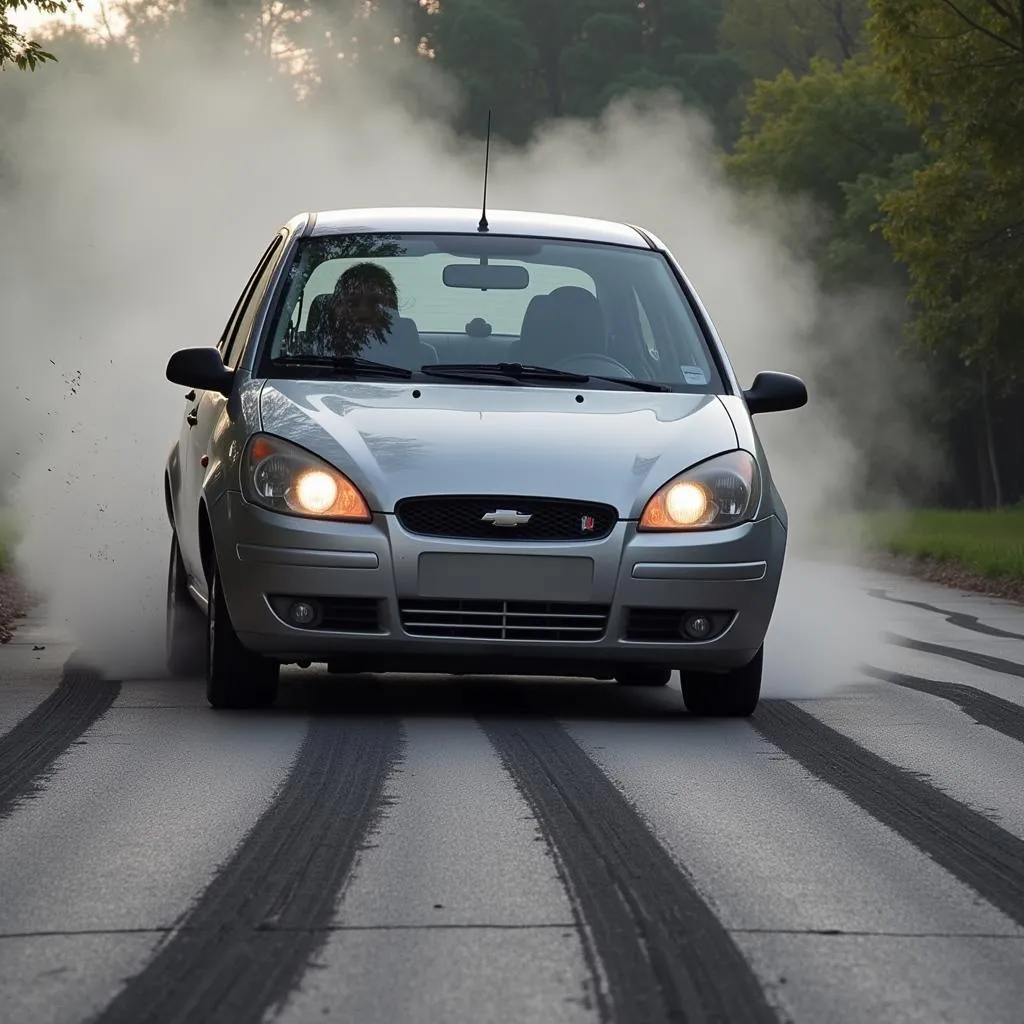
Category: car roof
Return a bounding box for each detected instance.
[299,207,655,249]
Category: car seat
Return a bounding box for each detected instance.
[509,286,606,366]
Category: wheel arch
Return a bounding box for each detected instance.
[197,500,215,587]
[164,471,175,528]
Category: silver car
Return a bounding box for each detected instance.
[164,207,806,715]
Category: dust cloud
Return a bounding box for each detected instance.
[1,22,907,687]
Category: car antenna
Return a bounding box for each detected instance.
[477,109,492,233]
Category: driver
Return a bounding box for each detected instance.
[324,262,399,356]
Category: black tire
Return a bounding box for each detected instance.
[166,532,207,678]
[615,666,673,687]
[681,647,763,718]
[206,565,279,710]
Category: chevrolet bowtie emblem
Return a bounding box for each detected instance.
[481,509,532,528]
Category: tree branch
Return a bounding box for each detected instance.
[937,0,1024,54]
[960,216,1024,255]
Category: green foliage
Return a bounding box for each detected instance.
[0,0,81,69]
[869,1,1024,378]
[419,0,748,144]
[720,0,869,79]
[726,55,922,288]
[864,507,1024,581]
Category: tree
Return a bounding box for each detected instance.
[870,0,1024,504]
[726,55,921,287]
[1,0,82,68]
[563,0,749,141]
[413,0,553,143]
[719,0,869,79]
[871,0,1024,356]
[418,1,748,144]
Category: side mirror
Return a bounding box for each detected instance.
[166,347,235,397]
[742,371,807,415]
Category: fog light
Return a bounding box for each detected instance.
[289,600,317,626]
[682,613,712,640]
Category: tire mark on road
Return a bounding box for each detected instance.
[90,715,403,1024]
[867,589,1024,641]
[886,633,1024,679]
[756,700,1024,928]
[863,666,1024,745]
[482,716,778,1024]
[0,658,120,821]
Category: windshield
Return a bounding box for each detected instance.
[256,232,725,392]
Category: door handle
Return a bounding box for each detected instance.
[186,409,198,426]
[184,390,196,401]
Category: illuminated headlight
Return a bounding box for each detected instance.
[638,451,761,531]
[242,433,372,521]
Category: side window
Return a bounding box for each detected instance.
[218,238,278,352]
[221,234,286,368]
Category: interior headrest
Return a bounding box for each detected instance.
[305,293,333,335]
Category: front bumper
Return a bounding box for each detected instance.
[210,491,787,674]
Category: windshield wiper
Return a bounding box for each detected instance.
[586,375,671,392]
[271,354,413,379]
[421,362,590,384]
[420,362,670,392]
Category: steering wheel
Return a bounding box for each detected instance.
[550,352,635,377]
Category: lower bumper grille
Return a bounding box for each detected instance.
[625,607,734,642]
[268,594,382,633]
[320,598,382,632]
[400,599,608,642]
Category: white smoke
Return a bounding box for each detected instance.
[1,21,910,687]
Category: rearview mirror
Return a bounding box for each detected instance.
[166,347,235,397]
[443,263,530,290]
[742,371,807,415]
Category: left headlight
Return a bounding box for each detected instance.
[241,433,372,522]
[638,450,761,531]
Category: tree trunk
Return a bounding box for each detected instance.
[979,368,1004,509]
[540,46,562,118]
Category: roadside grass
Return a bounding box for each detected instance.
[861,507,1024,582]
[0,509,18,571]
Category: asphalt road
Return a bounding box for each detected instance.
[2,562,1024,1024]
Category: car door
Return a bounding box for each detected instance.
[178,233,286,588]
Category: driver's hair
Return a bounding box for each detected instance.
[334,262,398,307]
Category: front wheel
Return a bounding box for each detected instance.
[681,647,763,718]
[206,565,279,710]
[166,532,206,678]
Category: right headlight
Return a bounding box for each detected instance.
[638,450,761,531]
[241,433,372,522]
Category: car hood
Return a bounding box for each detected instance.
[258,380,740,518]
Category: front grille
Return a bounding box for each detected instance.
[400,599,608,641]
[395,495,618,541]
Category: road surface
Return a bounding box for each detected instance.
[2,561,1024,1024]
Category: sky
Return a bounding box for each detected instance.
[12,0,121,37]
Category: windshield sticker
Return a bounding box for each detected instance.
[680,365,707,385]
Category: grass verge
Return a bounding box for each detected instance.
[864,508,1024,582]
[833,507,1024,604]
[0,512,17,572]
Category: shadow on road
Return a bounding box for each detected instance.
[269,668,691,722]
